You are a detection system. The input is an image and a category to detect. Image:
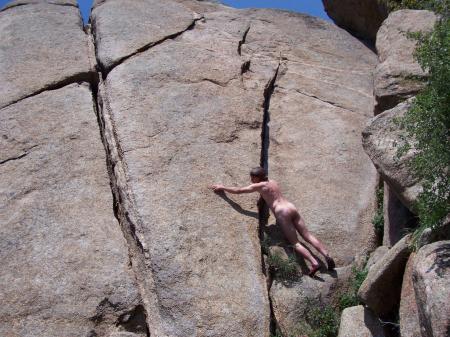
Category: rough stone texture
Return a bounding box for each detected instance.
[362,100,422,213]
[338,305,385,337]
[367,245,389,270]
[270,266,352,336]
[400,253,424,337]
[91,0,198,71]
[93,1,379,335]
[374,10,437,114]
[322,0,388,40]
[260,12,378,267]
[358,234,412,316]
[97,5,271,336]
[0,84,143,337]
[0,0,77,11]
[383,182,416,247]
[413,241,450,337]
[0,1,96,109]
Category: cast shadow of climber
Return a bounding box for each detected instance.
[215,191,258,219]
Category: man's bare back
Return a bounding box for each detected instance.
[211,167,335,276]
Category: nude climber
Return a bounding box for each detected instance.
[211,167,335,276]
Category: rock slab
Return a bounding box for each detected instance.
[413,241,450,337]
[362,100,422,213]
[338,305,385,337]
[374,10,437,114]
[0,1,95,109]
[0,84,142,337]
[96,3,271,336]
[358,234,411,316]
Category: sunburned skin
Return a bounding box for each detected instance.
[211,171,335,276]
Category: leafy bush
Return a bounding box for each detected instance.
[338,265,369,311]
[382,0,450,14]
[397,14,450,243]
[294,304,339,337]
[267,252,298,280]
[372,187,385,239]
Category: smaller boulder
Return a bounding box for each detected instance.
[367,246,389,271]
[358,235,411,316]
[413,241,450,337]
[338,305,385,337]
[374,10,437,114]
[400,253,424,337]
[322,0,388,41]
[362,100,422,213]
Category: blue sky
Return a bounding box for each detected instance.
[0,0,330,23]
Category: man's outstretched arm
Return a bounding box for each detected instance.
[210,183,263,194]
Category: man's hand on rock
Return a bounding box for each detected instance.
[210,184,224,192]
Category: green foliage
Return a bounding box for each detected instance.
[372,187,385,238]
[267,252,298,280]
[382,0,450,15]
[397,16,450,244]
[338,265,369,311]
[294,304,339,337]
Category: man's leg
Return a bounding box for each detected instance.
[294,213,335,269]
[278,216,320,272]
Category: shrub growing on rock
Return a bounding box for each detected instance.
[397,12,450,244]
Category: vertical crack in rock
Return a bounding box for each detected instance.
[238,24,251,56]
[93,16,204,77]
[91,75,155,337]
[258,61,281,336]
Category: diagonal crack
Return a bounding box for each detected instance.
[94,16,204,77]
[0,72,97,110]
[293,88,356,113]
[0,145,38,165]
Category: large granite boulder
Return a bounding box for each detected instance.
[322,0,388,41]
[0,0,96,109]
[0,84,143,337]
[338,305,385,337]
[413,241,450,337]
[374,10,437,114]
[96,4,271,336]
[400,253,424,337]
[93,0,378,334]
[362,100,422,212]
[358,234,412,316]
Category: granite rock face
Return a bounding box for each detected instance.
[322,0,388,40]
[374,10,437,114]
[0,84,143,337]
[362,100,422,212]
[338,305,385,337]
[0,0,381,335]
[413,241,450,337]
[358,234,411,316]
[0,0,96,109]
